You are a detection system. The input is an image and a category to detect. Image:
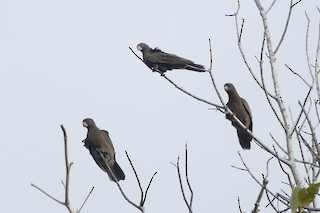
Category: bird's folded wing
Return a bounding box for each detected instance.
[101,130,115,149]
[147,51,193,65]
[241,98,252,119]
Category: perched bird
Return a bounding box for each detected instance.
[82,118,125,181]
[137,43,205,74]
[224,83,253,149]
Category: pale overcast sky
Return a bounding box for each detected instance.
[0,0,319,212]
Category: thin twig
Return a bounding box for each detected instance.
[99,150,156,212]
[162,75,223,110]
[292,0,303,8]
[291,86,313,137]
[175,157,193,213]
[285,64,310,87]
[265,190,280,212]
[31,183,65,205]
[31,125,77,213]
[273,145,293,189]
[239,19,245,43]
[297,135,311,184]
[259,36,285,130]
[208,38,213,71]
[252,158,271,213]
[78,187,94,213]
[238,197,243,213]
[61,125,73,211]
[274,0,294,54]
[125,151,144,205]
[98,150,142,211]
[266,0,277,14]
[129,45,224,111]
[185,144,194,211]
[237,152,289,205]
[270,133,287,155]
[142,172,157,206]
[172,144,194,213]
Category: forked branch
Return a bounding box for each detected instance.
[31,125,93,213]
[171,144,194,213]
[98,150,157,213]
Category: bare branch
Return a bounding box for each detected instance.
[285,64,311,87]
[237,152,289,205]
[291,86,313,137]
[208,38,213,71]
[98,150,157,212]
[129,45,224,111]
[61,125,73,212]
[274,145,293,189]
[259,36,285,130]
[31,183,65,206]
[252,158,271,213]
[266,0,277,14]
[185,144,194,210]
[238,197,244,213]
[162,74,223,110]
[305,12,315,79]
[298,101,320,161]
[31,125,77,213]
[78,187,95,213]
[239,19,244,43]
[254,0,302,186]
[231,0,278,102]
[98,150,143,212]
[274,0,294,54]
[125,151,144,205]
[292,0,303,8]
[172,144,194,213]
[225,0,240,17]
[297,135,311,184]
[174,157,193,213]
[142,172,157,206]
[270,133,287,155]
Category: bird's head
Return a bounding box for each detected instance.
[137,43,149,52]
[82,118,95,128]
[224,83,235,93]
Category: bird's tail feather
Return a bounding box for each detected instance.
[237,130,252,150]
[107,161,125,182]
[185,63,206,72]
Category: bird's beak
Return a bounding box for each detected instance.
[82,121,87,127]
[224,85,228,91]
[137,45,142,51]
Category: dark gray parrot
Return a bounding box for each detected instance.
[224,83,253,149]
[137,43,205,74]
[82,118,125,181]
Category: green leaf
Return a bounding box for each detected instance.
[290,186,300,213]
[290,183,320,212]
[297,183,320,207]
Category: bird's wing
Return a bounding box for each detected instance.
[101,130,115,149]
[89,148,109,172]
[241,98,253,130]
[146,49,193,65]
[241,98,252,119]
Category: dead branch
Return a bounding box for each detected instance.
[129,45,224,111]
[171,144,194,213]
[252,158,271,213]
[31,125,93,213]
[98,150,157,213]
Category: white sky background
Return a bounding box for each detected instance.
[1,0,319,212]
